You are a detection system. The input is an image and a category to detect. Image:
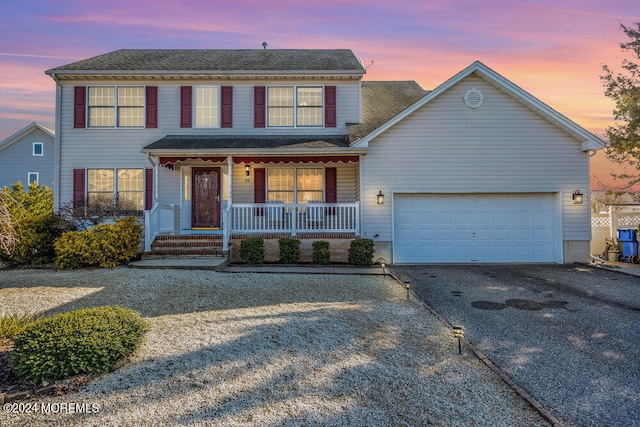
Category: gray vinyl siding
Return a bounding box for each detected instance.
[56,79,361,206]
[360,75,590,242]
[231,163,358,204]
[0,129,55,189]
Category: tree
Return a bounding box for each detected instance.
[601,22,640,188]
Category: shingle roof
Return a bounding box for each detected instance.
[347,81,429,141]
[143,135,351,151]
[46,49,364,74]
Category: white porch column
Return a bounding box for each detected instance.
[223,156,233,252]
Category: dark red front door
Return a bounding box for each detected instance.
[192,168,220,228]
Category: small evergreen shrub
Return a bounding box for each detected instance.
[278,237,301,264]
[54,216,142,269]
[2,214,76,265]
[239,237,265,265]
[10,306,148,384]
[348,238,375,266]
[312,240,331,265]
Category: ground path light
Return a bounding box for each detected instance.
[453,326,464,355]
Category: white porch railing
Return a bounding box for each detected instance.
[144,204,176,251]
[229,202,359,235]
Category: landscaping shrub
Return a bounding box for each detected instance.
[348,238,375,266]
[10,306,148,384]
[312,240,331,265]
[0,182,65,265]
[54,216,142,269]
[239,237,265,265]
[278,237,301,264]
[2,213,75,265]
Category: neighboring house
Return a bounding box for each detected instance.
[0,122,55,189]
[45,49,605,264]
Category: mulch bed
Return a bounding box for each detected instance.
[0,339,92,401]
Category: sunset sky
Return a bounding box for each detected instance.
[0,0,637,190]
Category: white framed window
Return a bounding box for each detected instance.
[87,168,144,213]
[194,86,220,127]
[88,86,144,128]
[28,172,39,184]
[33,142,43,156]
[267,168,324,204]
[267,86,323,127]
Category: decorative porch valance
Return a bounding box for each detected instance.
[232,156,360,165]
[159,156,228,170]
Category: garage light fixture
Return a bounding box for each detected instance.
[572,190,584,204]
[376,191,385,205]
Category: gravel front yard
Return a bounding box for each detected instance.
[1,268,548,426]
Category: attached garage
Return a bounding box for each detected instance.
[393,193,559,263]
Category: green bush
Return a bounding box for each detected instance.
[2,181,54,219]
[10,306,148,384]
[0,311,41,340]
[278,237,301,264]
[54,216,142,269]
[312,240,331,265]
[2,214,76,265]
[239,237,265,265]
[348,238,375,266]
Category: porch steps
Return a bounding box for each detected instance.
[146,235,229,257]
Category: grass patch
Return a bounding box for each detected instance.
[0,311,41,340]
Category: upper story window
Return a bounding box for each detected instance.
[33,142,43,156]
[88,86,144,128]
[28,172,39,184]
[267,86,323,128]
[194,86,219,128]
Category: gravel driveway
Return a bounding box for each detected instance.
[0,267,548,426]
[390,264,640,427]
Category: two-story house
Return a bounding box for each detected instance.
[46,49,605,264]
[0,122,55,189]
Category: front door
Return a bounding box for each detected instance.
[192,168,221,228]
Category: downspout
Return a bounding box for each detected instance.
[51,73,62,211]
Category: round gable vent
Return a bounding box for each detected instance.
[464,88,484,109]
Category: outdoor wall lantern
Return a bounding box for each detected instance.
[572,190,584,204]
[245,164,251,177]
[376,191,385,205]
[452,326,465,355]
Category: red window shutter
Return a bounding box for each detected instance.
[325,86,336,128]
[254,168,266,216]
[180,86,192,128]
[73,169,85,216]
[325,167,337,215]
[254,86,266,128]
[146,86,158,128]
[325,167,337,203]
[74,86,86,128]
[221,86,233,128]
[145,168,153,210]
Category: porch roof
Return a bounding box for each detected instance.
[143,134,355,152]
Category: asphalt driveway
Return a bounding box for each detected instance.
[390,264,640,427]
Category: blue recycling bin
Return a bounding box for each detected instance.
[617,228,639,263]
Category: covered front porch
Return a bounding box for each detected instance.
[142,145,364,253]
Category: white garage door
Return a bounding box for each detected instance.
[393,193,557,263]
